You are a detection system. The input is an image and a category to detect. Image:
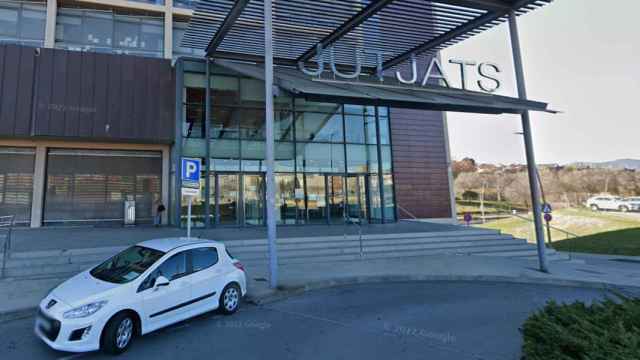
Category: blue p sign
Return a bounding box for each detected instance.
[181,158,201,182]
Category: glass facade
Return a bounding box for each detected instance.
[173,0,198,9]
[55,8,164,58]
[0,1,46,46]
[178,60,396,227]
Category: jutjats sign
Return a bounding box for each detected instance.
[298,45,502,93]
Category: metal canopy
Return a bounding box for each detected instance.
[215,59,552,114]
[182,0,552,71]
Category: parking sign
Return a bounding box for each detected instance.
[181,158,201,191]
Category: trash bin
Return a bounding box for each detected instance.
[124,198,136,225]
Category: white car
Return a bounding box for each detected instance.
[35,238,247,354]
[585,195,639,212]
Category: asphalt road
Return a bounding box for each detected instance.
[0,282,612,360]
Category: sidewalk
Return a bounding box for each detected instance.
[2,251,639,323]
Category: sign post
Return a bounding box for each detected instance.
[542,204,553,244]
[463,212,472,226]
[181,158,201,239]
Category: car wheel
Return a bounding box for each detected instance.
[101,312,135,355]
[620,206,629,213]
[219,283,241,315]
[590,204,599,211]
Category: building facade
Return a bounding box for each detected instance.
[0,0,455,228]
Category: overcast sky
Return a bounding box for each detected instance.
[440,0,640,165]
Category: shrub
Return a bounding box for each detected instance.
[521,295,640,359]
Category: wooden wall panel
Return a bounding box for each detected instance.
[390,108,452,219]
[0,45,174,143]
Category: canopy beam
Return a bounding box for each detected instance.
[382,0,542,70]
[296,0,397,63]
[205,0,250,55]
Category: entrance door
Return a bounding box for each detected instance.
[243,174,264,225]
[327,175,345,224]
[305,174,327,224]
[217,174,239,225]
[346,175,368,223]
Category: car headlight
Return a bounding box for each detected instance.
[63,301,108,319]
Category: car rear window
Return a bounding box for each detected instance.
[191,247,219,272]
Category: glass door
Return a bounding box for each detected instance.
[327,175,345,224]
[243,174,264,225]
[346,175,368,223]
[305,174,327,224]
[218,174,239,225]
[276,174,296,224]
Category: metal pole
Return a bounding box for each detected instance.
[204,58,211,227]
[264,0,278,288]
[187,196,192,239]
[508,11,548,272]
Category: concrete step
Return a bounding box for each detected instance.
[4,261,99,278]
[1,230,562,279]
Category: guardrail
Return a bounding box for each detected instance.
[510,213,579,241]
[397,204,419,220]
[0,215,15,278]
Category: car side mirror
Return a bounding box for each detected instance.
[155,276,170,288]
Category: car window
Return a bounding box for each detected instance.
[190,247,219,272]
[90,246,164,284]
[156,252,187,281]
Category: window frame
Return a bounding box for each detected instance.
[137,246,220,292]
[187,246,220,273]
[137,250,188,292]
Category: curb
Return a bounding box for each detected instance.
[3,274,640,324]
[0,306,36,324]
[245,274,640,305]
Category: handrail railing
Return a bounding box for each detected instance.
[0,215,15,279]
[510,213,578,240]
[397,204,419,220]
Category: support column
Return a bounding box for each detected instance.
[508,11,548,272]
[30,145,47,228]
[161,146,170,225]
[164,0,173,59]
[441,111,457,223]
[264,0,278,288]
[204,59,211,227]
[44,0,57,48]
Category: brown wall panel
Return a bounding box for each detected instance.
[0,45,174,143]
[0,45,20,135]
[390,108,452,219]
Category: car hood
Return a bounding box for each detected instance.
[52,270,120,307]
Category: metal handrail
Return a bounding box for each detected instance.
[343,209,364,258]
[0,215,15,279]
[397,204,419,220]
[511,213,578,240]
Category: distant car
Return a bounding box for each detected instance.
[35,238,246,354]
[586,196,639,212]
[623,197,640,212]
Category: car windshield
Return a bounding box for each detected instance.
[90,246,165,284]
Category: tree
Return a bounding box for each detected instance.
[452,157,477,179]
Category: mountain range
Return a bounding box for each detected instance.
[569,159,640,170]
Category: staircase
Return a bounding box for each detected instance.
[1,228,568,280]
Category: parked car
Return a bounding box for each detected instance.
[586,195,640,212]
[623,197,640,212]
[35,238,246,354]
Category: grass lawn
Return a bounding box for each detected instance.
[476,208,640,256]
[477,207,640,240]
[551,228,640,256]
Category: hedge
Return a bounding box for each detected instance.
[521,295,640,359]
